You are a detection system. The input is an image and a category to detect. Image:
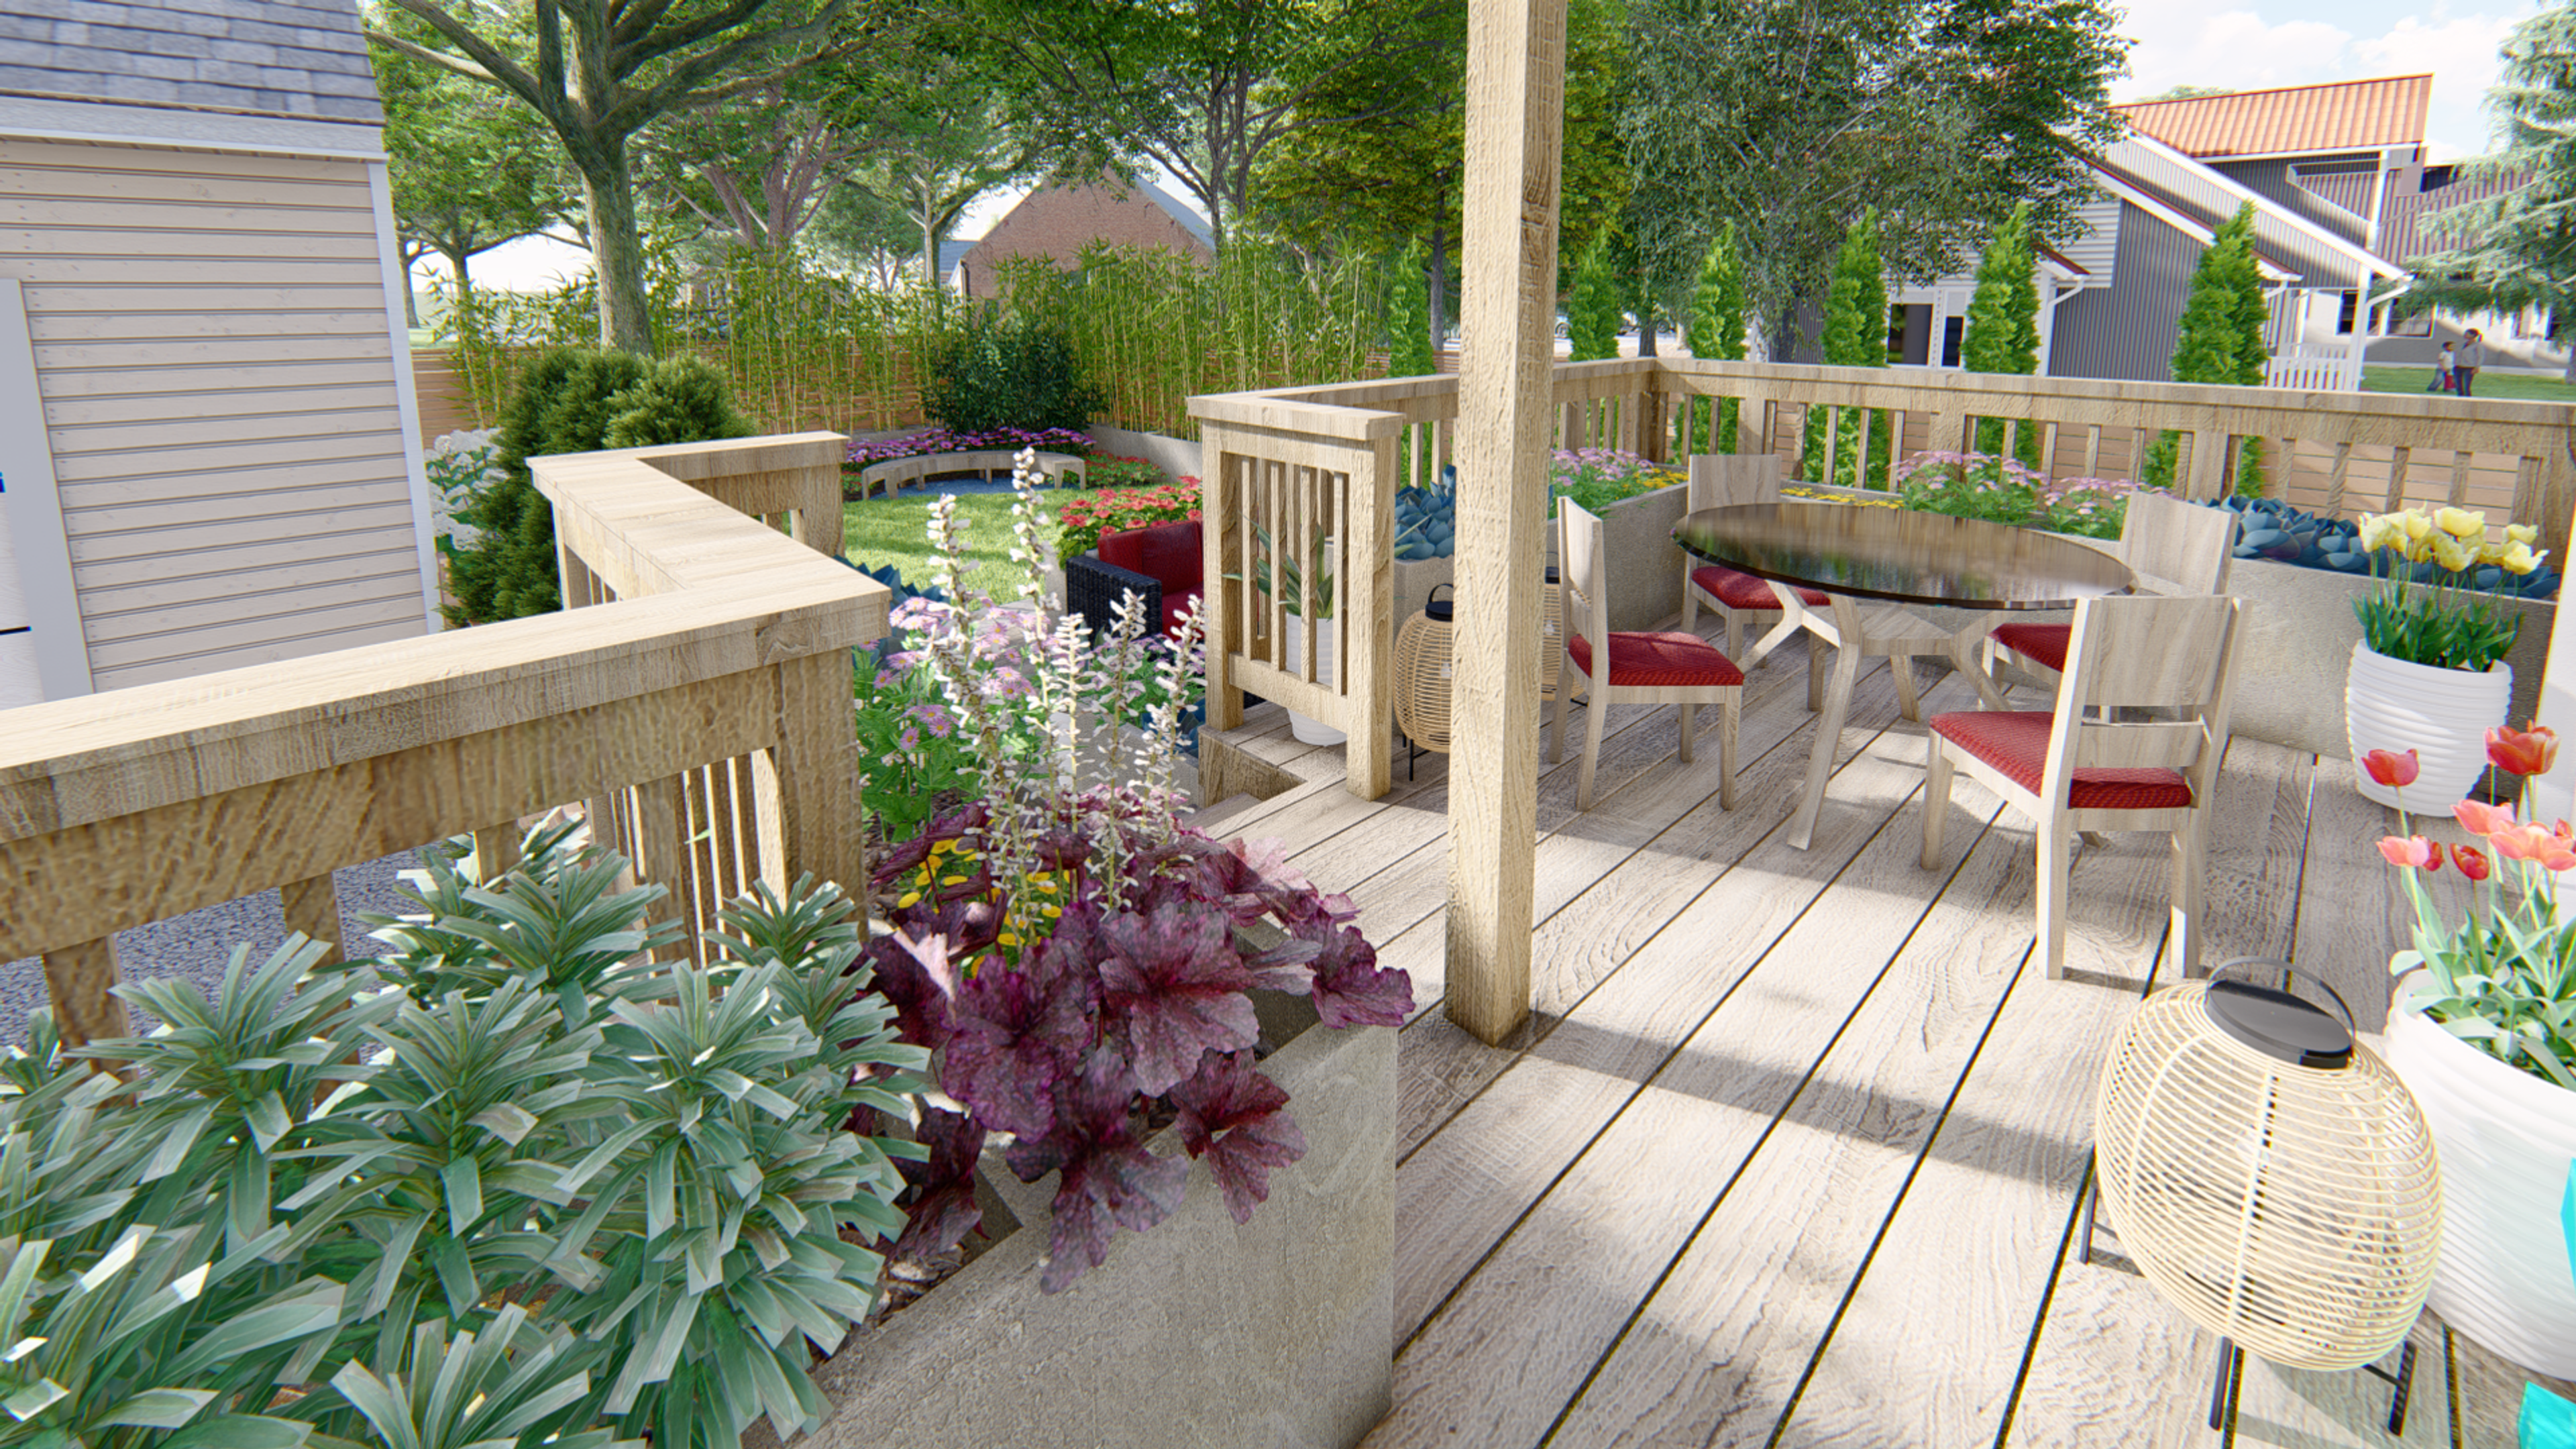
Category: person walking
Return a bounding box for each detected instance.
[2432,341,2457,392]
[2456,329,2486,398]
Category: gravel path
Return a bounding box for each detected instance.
[0,849,428,1051]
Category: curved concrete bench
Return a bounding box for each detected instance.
[852,449,1087,500]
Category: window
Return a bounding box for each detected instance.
[1941,315,1964,368]
[2336,290,2359,335]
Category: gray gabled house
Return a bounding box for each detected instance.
[1896,75,2530,392]
[0,0,435,709]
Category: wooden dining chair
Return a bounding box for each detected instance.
[1553,498,1742,812]
[1678,453,1829,664]
[1922,593,2245,980]
[1986,491,2237,695]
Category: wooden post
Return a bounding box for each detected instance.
[769,647,864,908]
[1346,437,1396,799]
[1445,0,1566,1047]
[633,774,694,957]
[41,937,129,1048]
[280,873,343,961]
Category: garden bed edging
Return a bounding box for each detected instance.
[770,1004,1397,1449]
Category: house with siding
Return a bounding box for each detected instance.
[1904,75,2528,390]
[0,0,435,710]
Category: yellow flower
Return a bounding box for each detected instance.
[2398,509,2434,543]
[2432,532,2476,572]
[2500,540,2542,574]
[898,890,922,908]
[2436,506,2486,539]
[2508,523,2540,545]
[2357,515,2400,553]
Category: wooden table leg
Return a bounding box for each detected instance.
[1785,596,1864,851]
[1945,614,2010,711]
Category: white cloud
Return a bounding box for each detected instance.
[2113,0,2536,160]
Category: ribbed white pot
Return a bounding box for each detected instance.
[2345,643,2512,809]
[1281,623,1344,747]
[2381,971,2576,1379]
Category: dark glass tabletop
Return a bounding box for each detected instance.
[1674,502,2136,610]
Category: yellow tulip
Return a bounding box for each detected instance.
[2399,510,2434,542]
[2437,506,2486,539]
[2508,523,2540,545]
[2500,540,2542,574]
[2433,532,2476,572]
[2358,516,2400,553]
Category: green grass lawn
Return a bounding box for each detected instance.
[842,488,1040,601]
[2362,366,2576,402]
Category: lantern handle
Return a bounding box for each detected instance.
[2205,956,2357,1036]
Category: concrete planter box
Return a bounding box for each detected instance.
[1545,482,1693,633]
[773,1004,1397,1449]
[1784,483,2555,756]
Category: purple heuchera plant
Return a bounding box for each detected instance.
[863,806,1410,1292]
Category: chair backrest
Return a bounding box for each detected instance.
[2119,491,2237,596]
[1688,453,1786,512]
[1559,498,1612,649]
[2044,594,2245,806]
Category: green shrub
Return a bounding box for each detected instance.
[445,350,756,626]
[922,308,1104,435]
[0,826,924,1449]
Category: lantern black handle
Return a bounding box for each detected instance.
[2205,956,2357,1036]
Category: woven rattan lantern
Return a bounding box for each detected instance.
[1394,587,1460,753]
[2094,974,2440,1430]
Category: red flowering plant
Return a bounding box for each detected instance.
[2372,724,2576,1088]
[852,451,1409,1292]
[1055,478,1202,559]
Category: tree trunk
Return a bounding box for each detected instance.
[578,145,654,355]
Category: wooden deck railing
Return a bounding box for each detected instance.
[0,432,885,1048]
[1189,358,2576,799]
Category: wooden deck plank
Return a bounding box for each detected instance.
[2451,1320,2576,1449]
[1390,662,1923,1154]
[2292,755,2412,1030]
[1776,739,2315,1449]
[1364,712,2000,1448]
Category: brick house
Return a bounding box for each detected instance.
[955,173,1216,297]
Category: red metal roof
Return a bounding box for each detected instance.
[2114,76,2431,159]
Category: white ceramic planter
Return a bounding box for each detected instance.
[1282,623,1344,746]
[2381,972,2576,1379]
[2346,644,2514,809]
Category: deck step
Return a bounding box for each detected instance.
[1182,792,1269,837]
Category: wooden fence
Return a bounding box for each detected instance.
[0,433,885,1048]
[1189,357,2576,798]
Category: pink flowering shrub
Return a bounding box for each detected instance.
[1886,449,2143,540]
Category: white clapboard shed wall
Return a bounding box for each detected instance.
[0,0,437,700]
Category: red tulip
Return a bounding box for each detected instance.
[2453,843,2491,881]
[2455,799,2519,838]
[2363,748,2422,789]
[2377,835,2444,871]
[2486,722,2560,778]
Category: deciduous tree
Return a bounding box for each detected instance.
[1621,0,2125,365]
[374,7,556,321]
[367,0,853,354]
[2402,2,2576,381]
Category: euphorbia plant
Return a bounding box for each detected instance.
[856,451,1411,1291]
[2373,724,2576,1087]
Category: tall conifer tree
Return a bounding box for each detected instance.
[1807,209,1889,485]
[1568,235,1623,362]
[1963,201,2042,466]
[1689,221,1749,452]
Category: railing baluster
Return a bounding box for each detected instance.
[40,937,129,1051]
[280,872,342,960]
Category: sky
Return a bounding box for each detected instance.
[449,0,2535,295]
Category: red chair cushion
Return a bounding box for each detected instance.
[1691,564,1828,610]
[1929,710,2194,810]
[1161,589,1202,639]
[1098,519,1203,591]
[1568,631,1744,688]
[1992,621,2072,674]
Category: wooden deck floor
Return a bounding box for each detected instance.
[1195,625,2571,1449]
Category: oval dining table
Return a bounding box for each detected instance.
[1674,502,2138,850]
